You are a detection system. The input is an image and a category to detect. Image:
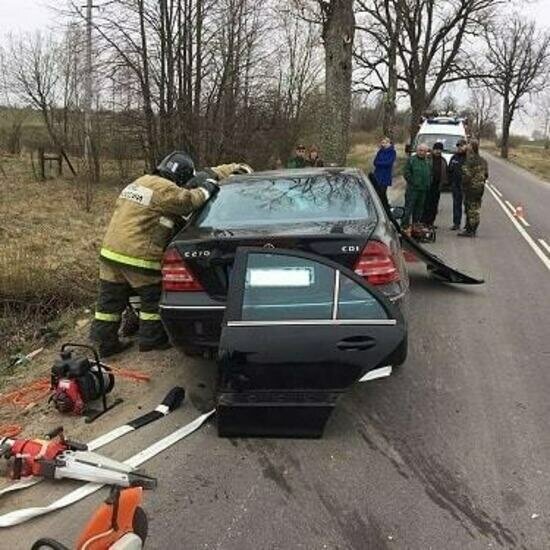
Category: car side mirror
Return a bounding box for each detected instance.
[390,206,405,220]
[404,144,411,155]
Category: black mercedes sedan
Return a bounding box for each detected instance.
[158,167,486,437]
[160,167,409,357]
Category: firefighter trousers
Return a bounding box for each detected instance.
[90,261,167,349]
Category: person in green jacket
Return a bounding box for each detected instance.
[286,144,308,168]
[402,143,432,232]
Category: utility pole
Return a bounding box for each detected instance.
[83,0,98,189]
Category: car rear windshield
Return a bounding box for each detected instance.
[195,174,372,229]
[416,133,464,153]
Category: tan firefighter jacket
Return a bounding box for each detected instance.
[99,164,240,271]
[100,174,207,271]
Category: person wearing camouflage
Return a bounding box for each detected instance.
[458,139,488,237]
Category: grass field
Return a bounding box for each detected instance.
[483,143,550,181]
[0,154,140,367]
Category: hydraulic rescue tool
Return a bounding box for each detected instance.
[31,486,149,550]
[0,427,156,489]
[0,411,214,528]
[50,343,123,422]
[0,387,185,497]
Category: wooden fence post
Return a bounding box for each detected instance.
[38,148,45,181]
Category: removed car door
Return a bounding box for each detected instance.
[399,231,484,284]
[386,210,484,284]
[216,247,407,438]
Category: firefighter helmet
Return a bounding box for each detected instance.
[156,151,195,187]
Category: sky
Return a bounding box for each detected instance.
[1,0,550,134]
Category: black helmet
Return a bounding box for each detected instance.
[156,151,195,187]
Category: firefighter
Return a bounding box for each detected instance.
[90,151,249,357]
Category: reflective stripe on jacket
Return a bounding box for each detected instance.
[100,174,207,272]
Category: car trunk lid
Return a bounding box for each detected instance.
[173,221,377,298]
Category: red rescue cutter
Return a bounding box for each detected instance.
[0,427,156,488]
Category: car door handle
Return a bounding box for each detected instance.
[336,336,376,351]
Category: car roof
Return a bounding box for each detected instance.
[221,166,363,184]
[418,122,466,136]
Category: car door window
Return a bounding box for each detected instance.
[336,274,389,320]
[236,251,393,323]
[241,253,335,321]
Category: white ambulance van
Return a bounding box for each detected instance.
[413,116,468,164]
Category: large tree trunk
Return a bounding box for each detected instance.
[383,2,400,140]
[501,96,511,159]
[383,59,397,140]
[321,0,355,165]
[409,88,427,145]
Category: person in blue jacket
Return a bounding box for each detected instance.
[371,136,396,211]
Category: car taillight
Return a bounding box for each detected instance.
[162,248,204,291]
[354,241,400,285]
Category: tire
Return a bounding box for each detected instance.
[31,540,70,550]
[133,506,149,542]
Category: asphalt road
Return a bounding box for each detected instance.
[2,154,550,549]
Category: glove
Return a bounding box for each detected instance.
[231,163,253,175]
[197,178,220,200]
[185,168,219,190]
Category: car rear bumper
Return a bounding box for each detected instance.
[160,292,225,350]
[160,287,408,352]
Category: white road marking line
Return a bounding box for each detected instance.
[487,185,550,272]
[504,200,516,214]
[491,184,503,197]
[518,216,531,228]
[538,239,550,256]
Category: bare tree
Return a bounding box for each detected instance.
[354,0,401,138]
[356,0,502,141]
[294,1,355,164]
[469,87,497,139]
[271,8,322,157]
[535,92,550,150]
[319,0,355,164]
[0,49,28,155]
[7,32,76,174]
[480,17,550,158]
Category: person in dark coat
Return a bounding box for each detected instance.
[307,145,324,167]
[422,142,448,227]
[286,144,307,168]
[448,139,468,230]
[372,137,396,208]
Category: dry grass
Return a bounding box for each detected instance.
[0,154,141,364]
[483,143,550,182]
